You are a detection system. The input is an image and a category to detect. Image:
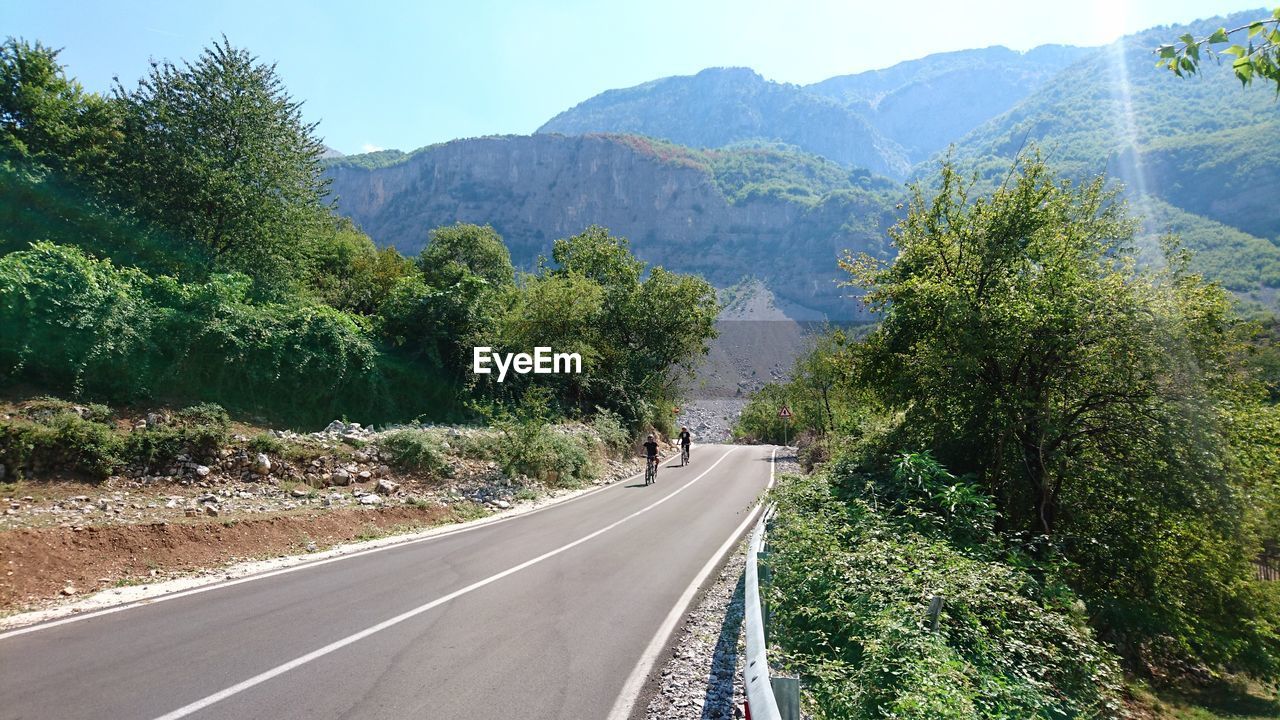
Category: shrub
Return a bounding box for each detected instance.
[766,471,1127,719]
[246,433,285,456]
[379,429,448,474]
[590,407,631,455]
[0,411,123,479]
[126,403,231,468]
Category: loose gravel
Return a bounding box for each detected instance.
[644,448,802,720]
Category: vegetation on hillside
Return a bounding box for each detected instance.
[0,38,718,431]
[946,9,1278,243]
[740,155,1280,717]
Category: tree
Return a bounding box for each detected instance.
[419,222,516,290]
[1157,8,1280,90]
[841,153,1279,673]
[0,38,121,181]
[305,217,414,315]
[548,227,717,425]
[112,37,329,291]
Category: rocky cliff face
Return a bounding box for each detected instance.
[325,134,898,318]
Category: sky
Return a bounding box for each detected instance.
[4,0,1263,154]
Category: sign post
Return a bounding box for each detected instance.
[777,405,792,448]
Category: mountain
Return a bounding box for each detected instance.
[808,45,1094,165]
[944,9,1279,242]
[537,67,912,178]
[324,134,901,318]
[535,48,1091,177]
[327,9,1280,319]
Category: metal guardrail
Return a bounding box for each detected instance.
[743,504,800,720]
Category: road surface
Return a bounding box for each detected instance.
[0,444,775,720]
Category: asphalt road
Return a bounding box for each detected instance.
[0,444,775,720]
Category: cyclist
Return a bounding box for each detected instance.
[643,433,660,484]
[677,426,692,465]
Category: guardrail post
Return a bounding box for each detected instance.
[770,677,801,720]
[926,594,944,632]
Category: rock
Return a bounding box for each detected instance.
[61,585,77,596]
[185,506,201,517]
[291,488,310,498]
[204,504,220,517]
[353,451,369,463]
[494,499,511,509]
[359,494,383,505]
[358,470,372,480]
[375,479,399,495]
[194,465,211,478]
[252,453,272,475]
[324,420,346,433]
[330,469,351,486]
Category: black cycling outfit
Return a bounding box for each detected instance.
[678,431,691,448]
[643,440,659,459]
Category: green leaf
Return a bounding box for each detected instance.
[1235,61,1255,86]
[1180,33,1196,45]
[1248,21,1265,38]
[1158,44,1178,59]
[1208,28,1229,44]
[1223,44,1248,58]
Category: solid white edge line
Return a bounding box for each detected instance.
[0,448,685,641]
[606,445,778,720]
[146,447,738,720]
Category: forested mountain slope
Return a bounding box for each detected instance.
[537,67,912,178]
[944,9,1278,242]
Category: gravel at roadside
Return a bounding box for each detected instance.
[644,448,801,720]
[645,541,748,720]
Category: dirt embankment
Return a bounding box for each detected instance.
[0,505,459,611]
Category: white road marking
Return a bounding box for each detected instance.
[606,445,779,720]
[147,447,739,720]
[0,450,682,641]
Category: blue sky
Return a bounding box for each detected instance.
[4,0,1262,154]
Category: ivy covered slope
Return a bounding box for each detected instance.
[324,136,901,319]
[0,39,719,431]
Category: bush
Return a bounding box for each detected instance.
[0,243,440,428]
[21,397,113,424]
[246,433,285,456]
[126,403,231,468]
[590,407,631,456]
[0,411,122,479]
[766,471,1127,719]
[379,430,448,474]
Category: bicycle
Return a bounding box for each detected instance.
[645,456,658,485]
[681,444,690,466]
